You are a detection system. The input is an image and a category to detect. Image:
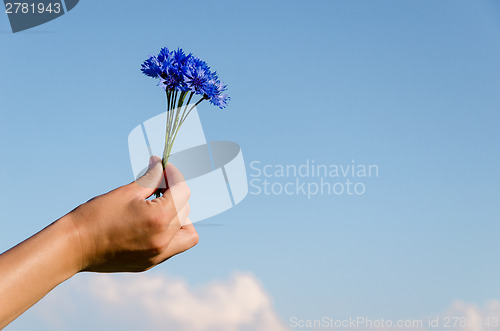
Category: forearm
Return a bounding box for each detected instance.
[0,215,81,328]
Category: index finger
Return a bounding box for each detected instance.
[157,163,191,213]
[164,162,186,188]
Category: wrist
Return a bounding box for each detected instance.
[56,213,87,275]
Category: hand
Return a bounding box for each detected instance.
[67,156,199,273]
[0,156,198,328]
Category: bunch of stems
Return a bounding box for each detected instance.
[154,90,205,197]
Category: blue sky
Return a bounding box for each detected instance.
[1,0,500,330]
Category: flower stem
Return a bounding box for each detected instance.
[168,97,205,158]
[155,93,205,198]
[180,97,205,126]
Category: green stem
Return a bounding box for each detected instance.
[168,97,205,158]
[156,90,174,198]
[155,93,205,198]
[177,91,188,109]
[180,97,205,126]
[179,92,194,123]
[163,92,176,163]
[163,90,172,163]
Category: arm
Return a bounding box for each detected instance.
[0,156,198,328]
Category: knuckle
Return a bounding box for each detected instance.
[149,237,167,254]
[165,184,190,213]
[176,181,191,200]
[147,212,166,231]
[190,230,199,247]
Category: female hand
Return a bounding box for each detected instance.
[0,156,198,328]
[69,155,199,273]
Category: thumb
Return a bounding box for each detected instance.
[134,156,165,198]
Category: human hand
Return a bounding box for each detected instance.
[0,156,198,328]
[66,156,198,273]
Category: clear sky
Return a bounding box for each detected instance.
[1,0,500,330]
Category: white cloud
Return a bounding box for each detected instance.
[12,272,500,331]
[30,272,288,331]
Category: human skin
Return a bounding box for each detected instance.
[0,156,198,329]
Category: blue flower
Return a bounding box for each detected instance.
[157,47,171,63]
[173,48,191,67]
[158,71,181,90]
[210,93,230,109]
[184,65,210,94]
[186,56,210,73]
[204,75,223,98]
[141,56,161,78]
[159,58,174,77]
[141,47,229,107]
[203,80,218,99]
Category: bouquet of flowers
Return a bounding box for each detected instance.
[141,47,229,196]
